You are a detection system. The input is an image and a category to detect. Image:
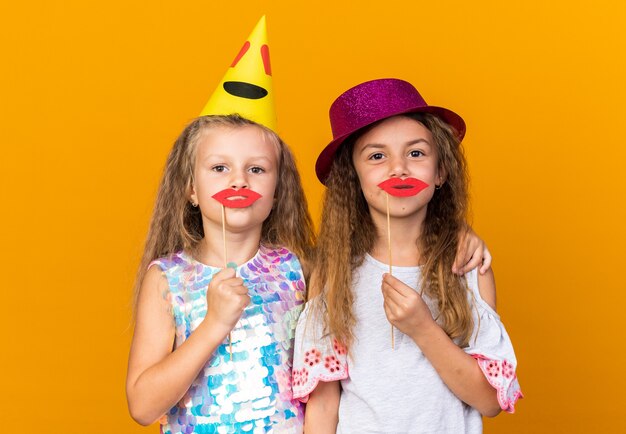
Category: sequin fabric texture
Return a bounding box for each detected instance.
[150,246,305,434]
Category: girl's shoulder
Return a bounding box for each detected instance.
[464,267,499,319]
[147,247,303,276]
[148,251,189,273]
[257,245,303,269]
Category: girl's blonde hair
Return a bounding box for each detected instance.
[134,114,316,306]
[308,113,474,349]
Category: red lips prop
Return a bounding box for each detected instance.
[377,177,429,197]
[212,188,262,208]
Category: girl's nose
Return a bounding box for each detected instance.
[229,169,249,189]
[389,155,408,178]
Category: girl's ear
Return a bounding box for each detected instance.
[188,179,198,207]
[437,164,447,187]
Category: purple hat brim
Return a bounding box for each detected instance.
[315,105,466,185]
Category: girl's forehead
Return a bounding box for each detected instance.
[195,125,280,161]
[355,116,433,148]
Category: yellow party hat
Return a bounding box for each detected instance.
[200,16,276,131]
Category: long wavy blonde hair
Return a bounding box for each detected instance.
[308,113,474,349]
[134,114,316,307]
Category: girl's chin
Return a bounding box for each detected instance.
[371,204,428,219]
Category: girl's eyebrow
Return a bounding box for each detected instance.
[359,138,431,154]
[248,155,274,162]
[245,155,277,167]
[358,143,386,155]
[405,138,431,147]
[202,154,276,164]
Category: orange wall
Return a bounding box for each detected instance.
[2,1,624,432]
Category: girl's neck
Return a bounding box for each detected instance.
[369,211,424,267]
[195,224,262,268]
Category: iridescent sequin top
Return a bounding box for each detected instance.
[150,245,305,434]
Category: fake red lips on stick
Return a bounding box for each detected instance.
[212,188,262,208]
[377,177,429,197]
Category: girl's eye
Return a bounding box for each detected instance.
[409,150,424,158]
[369,152,385,161]
[249,166,265,174]
[212,165,228,172]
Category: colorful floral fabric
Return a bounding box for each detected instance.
[150,246,305,434]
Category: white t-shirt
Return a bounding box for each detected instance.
[293,254,522,433]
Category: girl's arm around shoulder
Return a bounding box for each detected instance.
[126,265,232,425]
[453,226,492,276]
[304,380,340,434]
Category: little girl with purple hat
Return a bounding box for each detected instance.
[293,78,522,433]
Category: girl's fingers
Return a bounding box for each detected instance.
[233,286,250,296]
[239,295,251,309]
[465,237,481,274]
[457,241,492,275]
[212,267,236,283]
[223,277,245,287]
[224,281,249,295]
[382,289,402,310]
[382,274,414,298]
[382,280,404,305]
[461,249,483,274]
[382,295,401,322]
[213,277,248,296]
[453,232,470,274]
[479,246,492,274]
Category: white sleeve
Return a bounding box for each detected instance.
[464,268,523,413]
[292,301,348,403]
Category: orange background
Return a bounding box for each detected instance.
[2,1,625,433]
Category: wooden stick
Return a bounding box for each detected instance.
[386,193,394,350]
[221,204,228,266]
[221,204,233,361]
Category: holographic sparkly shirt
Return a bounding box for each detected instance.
[150,245,305,434]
